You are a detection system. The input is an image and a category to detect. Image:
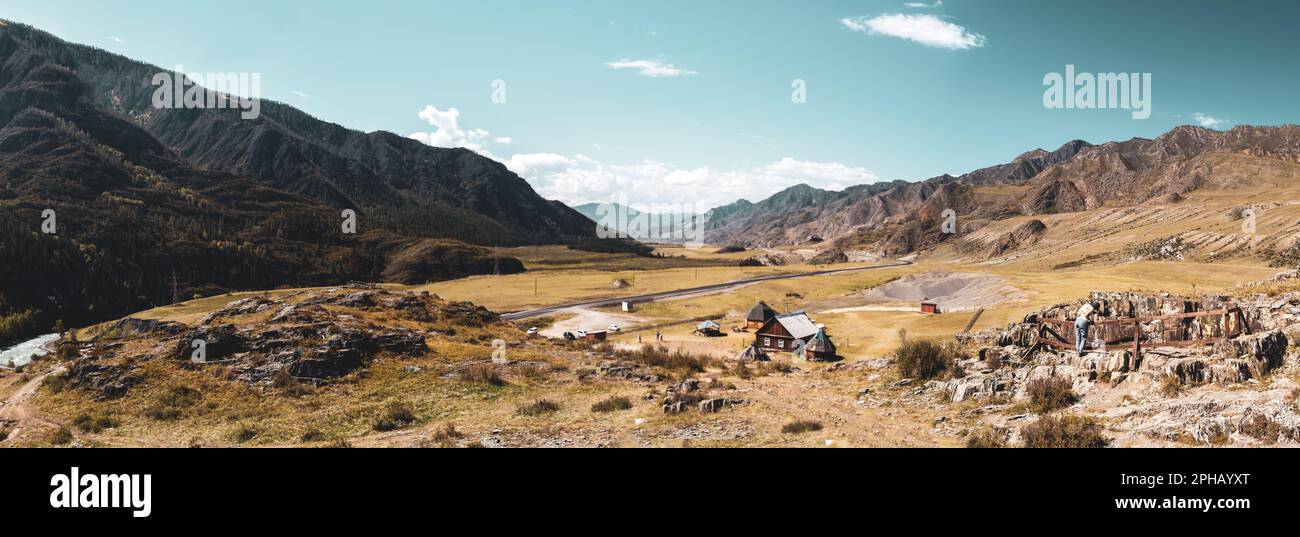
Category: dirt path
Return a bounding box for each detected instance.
[0,364,64,445]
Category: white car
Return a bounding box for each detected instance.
[608,324,620,332]
[576,330,588,338]
[526,327,539,336]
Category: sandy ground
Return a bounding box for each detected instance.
[862,271,1025,309]
[540,308,648,338]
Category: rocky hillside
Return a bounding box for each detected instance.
[706,126,1300,260]
[951,289,1300,447]
[0,21,596,246]
[0,21,620,347]
[703,140,1092,248]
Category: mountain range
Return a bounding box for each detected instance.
[0,21,616,346]
[702,126,1300,257]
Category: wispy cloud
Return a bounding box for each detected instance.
[108,36,126,44]
[841,13,986,50]
[903,1,943,8]
[606,59,698,78]
[505,153,877,209]
[291,90,312,99]
[1192,112,1231,129]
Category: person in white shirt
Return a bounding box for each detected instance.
[1075,301,1098,354]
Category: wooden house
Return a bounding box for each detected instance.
[585,331,608,342]
[921,301,940,314]
[754,313,821,354]
[745,301,778,330]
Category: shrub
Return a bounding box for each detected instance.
[1027,376,1078,414]
[613,345,713,376]
[373,402,418,432]
[42,373,69,393]
[781,419,823,434]
[516,399,560,416]
[1160,374,1183,397]
[896,339,960,380]
[1239,414,1295,444]
[272,368,314,397]
[1021,415,1110,448]
[965,429,1006,448]
[300,429,327,443]
[146,385,201,421]
[229,425,259,443]
[459,364,506,386]
[591,396,634,413]
[323,439,353,448]
[716,245,746,254]
[426,423,465,447]
[72,413,119,434]
[49,427,74,446]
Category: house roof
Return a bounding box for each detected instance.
[805,327,836,353]
[773,313,819,340]
[697,320,721,330]
[746,301,777,322]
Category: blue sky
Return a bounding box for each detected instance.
[6,0,1299,209]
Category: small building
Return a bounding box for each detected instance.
[921,301,940,314]
[796,327,838,362]
[745,301,779,330]
[695,320,722,336]
[585,330,608,342]
[754,312,821,354]
[736,345,771,362]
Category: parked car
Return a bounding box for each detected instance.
[576,330,588,338]
[608,324,620,332]
[563,332,576,341]
[526,327,539,336]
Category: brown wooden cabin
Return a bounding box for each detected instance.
[585,331,608,342]
[754,313,821,354]
[746,301,779,330]
[921,302,940,314]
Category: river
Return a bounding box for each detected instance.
[0,333,58,368]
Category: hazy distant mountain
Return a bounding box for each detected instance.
[572,202,704,243]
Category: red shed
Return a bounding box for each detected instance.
[920,302,940,314]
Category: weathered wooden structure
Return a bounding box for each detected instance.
[1024,292,1257,362]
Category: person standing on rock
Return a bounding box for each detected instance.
[1075,301,1098,354]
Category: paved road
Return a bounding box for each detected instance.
[501,260,913,321]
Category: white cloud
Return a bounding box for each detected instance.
[108,36,126,43]
[505,153,876,210]
[1192,113,1230,130]
[408,105,509,157]
[606,58,698,78]
[291,90,312,99]
[841,13,986,50]
[903,1,943,8]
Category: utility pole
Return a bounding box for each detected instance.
[170,270,180,305]
[534,277,538,296]
[492,243,501,276]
